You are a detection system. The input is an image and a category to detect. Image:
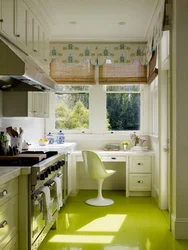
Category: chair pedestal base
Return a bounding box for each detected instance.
[86,197,114,206]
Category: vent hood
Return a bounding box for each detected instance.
[0,37,56,91]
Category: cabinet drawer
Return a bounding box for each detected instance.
[129,174,151,191]
[130,157,151,173]
[3,234,18,250]
[0,178,18,207]
[101,156,126,162]
[0,196,18,249]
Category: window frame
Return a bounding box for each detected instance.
[52,84,145,135]
[104,84,144,134]
[55,86,91,134]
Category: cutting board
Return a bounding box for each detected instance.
[0,154,47,162]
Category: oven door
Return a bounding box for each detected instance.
[46,170,64,213]
[31,192,45,244]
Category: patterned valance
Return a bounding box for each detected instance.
[50,43,147,66]
[144,0,166,64]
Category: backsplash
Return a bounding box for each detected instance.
[0,117,44,145]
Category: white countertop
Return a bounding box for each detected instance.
[28,142,76,153]
[0,167,21,185]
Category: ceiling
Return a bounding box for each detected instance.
[48,0,159,43]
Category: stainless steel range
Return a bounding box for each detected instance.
[1,150,68,250]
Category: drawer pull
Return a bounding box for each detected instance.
[0,220,8,228]
[111,157,116,160]
[137,163,143,166]
[137,180,144,183]
[0,190,8,197]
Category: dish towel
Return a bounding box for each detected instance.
[53,176,63,210]
[40,186,52,224]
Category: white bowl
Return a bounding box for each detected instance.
[38,141,49,146]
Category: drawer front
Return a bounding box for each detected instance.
[129,174,151,191]
[130,157,152,173]
[0,196,18,245]
[0,178,18,207]
[3,234,18,250]
[101,156,126,162]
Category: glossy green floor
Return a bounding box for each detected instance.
[39,191,188,250]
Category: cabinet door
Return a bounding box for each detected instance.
[43,30,50,68]
[15,0,27,49]
[32,17,39,57]
[0,0,15,41]
[31,92,43,117]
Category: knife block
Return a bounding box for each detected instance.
[11,137,22,153]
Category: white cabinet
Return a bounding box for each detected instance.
[28,92,49,118]
[127,155,153,196]
[0,0,51,72]
[3,91,49,118]
[14,0,28,49]
[0,0,15,41]
[0,178,18,250]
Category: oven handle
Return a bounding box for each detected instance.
[33,192,43,202]
[46,181,55,189]
[57,173,63,179]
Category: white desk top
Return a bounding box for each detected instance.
[71,150,155,156]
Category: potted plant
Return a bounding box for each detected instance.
[121,141,129,151]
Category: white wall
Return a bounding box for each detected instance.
[0,117,44,145]
[171,0,188,239]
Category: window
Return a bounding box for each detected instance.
[55,86,90,131]
[106,85,141,131]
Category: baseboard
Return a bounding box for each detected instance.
[171,215,188,239]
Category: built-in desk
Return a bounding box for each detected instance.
[70,150,155,197]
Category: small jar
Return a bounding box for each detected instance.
[56,130,65,144]
[47,132,54,144]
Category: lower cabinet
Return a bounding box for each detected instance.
[127,155,153,196]
[0,178,18,249]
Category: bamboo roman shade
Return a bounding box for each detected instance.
[147,50,158,85]
[99,59,147,84]
[50,59,95,84]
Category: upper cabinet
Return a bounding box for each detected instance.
[15,0,28,49]
[0,0,15,41]
[3,91,49,118]
[0,0,51,73]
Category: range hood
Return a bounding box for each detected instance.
[0,37,56,91]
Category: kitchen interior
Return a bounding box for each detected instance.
[0,0,188,249]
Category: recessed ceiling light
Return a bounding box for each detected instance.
[118,21,126,25]
[69,21,77,25]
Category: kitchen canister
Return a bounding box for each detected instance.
[46,132,54,144]
[56,130,65,144]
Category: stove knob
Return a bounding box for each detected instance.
[40,173,45,180]
[44,171,48,178]
[47,167,51,174]
[55,164,59,170]
[51,165,55,171]
[58,160,65,166]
